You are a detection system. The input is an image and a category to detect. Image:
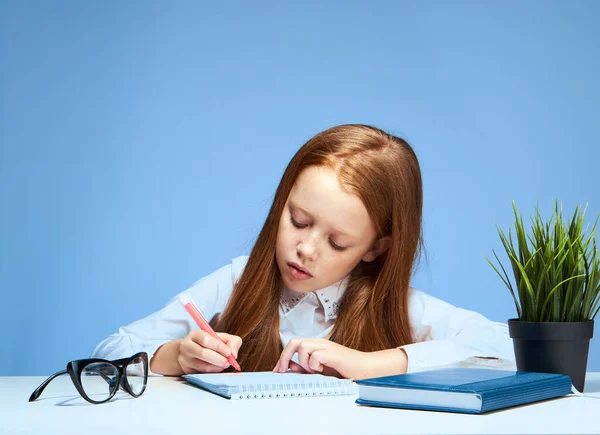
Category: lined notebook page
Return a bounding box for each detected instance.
[183,371,358,400]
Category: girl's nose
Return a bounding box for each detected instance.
[297,236,318,261]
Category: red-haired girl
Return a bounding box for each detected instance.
[93,124,512,379]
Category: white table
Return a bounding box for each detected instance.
[1,373,599,434]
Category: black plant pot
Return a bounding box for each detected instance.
[508,319,594,392]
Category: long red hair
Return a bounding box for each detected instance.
[215,124,423,371]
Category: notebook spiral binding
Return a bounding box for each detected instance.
[232,379,353,400]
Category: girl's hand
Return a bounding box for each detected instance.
[177,330,243,374]
[274,338,363,379]
[273,338,408,380]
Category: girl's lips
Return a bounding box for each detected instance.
[289,262,311,275]
[288,263,312,280]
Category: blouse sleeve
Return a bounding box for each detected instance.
[398,288,515,373]
[91,256,249,374]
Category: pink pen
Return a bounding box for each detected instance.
[178,294,241,371]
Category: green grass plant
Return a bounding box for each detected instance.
[486,200,600,322]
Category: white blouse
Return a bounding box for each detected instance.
[91,256,514,374]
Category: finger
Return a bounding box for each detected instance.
[196,347,231,368]
[276,339,299,373]
[189,330,232,357]
[180,338,230,368]
[306,349,342,378]
[178,354,227,374]
[297,342,314,374]
[278,339,316,373]
[181,347,229,371]
[218,333,243,358]
[289,361,308,373]
[186,359,226,374]
[321,366,342,378]
[308,350,326,373]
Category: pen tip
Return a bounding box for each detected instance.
[178,293,191,305]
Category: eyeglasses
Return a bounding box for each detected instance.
[29,352,148,404]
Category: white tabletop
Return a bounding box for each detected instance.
[2,373,599,435]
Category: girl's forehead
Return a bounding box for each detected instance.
[288,166,375,239]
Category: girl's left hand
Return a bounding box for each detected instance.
[273,338,368,379]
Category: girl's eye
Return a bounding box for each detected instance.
[290,217,307,228]
[329,240,347,251]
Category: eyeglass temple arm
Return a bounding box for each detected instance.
[98,366,119,388]
[29,369,68,402]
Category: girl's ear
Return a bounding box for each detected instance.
[362,236,392,262]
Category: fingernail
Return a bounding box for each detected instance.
[224,347,231,356]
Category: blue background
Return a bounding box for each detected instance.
[1,1,599,376]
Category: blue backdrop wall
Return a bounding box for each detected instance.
[1,0,599,375]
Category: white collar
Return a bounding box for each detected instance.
[280,276,349,322]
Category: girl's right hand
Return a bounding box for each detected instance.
[177,330,243,374]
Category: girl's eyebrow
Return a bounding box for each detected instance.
[289,202,354,239]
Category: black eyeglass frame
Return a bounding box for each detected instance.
[29,352,148,404]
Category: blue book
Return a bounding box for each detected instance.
[355,368,572,414]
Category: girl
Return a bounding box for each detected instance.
[92,124,513,379]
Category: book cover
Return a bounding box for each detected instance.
[355,368,572,414]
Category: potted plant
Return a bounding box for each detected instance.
[486,200,600,392]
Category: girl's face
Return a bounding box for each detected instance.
[275,165,386,293]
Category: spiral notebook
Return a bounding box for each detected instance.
[183,371,357,400]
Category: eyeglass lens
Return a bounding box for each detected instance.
[80,362,119,402]
[125,355,146,395]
